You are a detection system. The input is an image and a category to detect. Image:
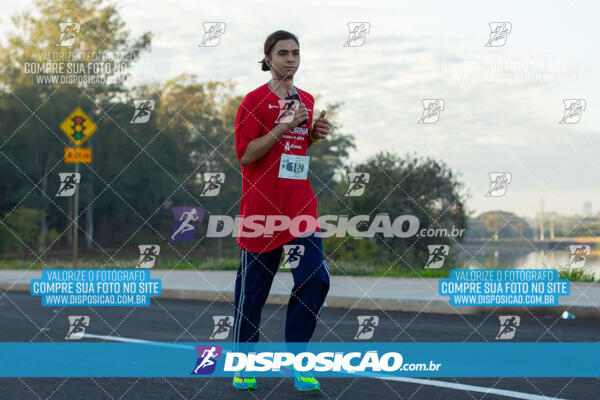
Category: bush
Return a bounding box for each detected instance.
[559,268,598,283]
[0,207,45,253]
[324,236,390,264]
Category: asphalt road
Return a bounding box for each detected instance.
[0,292,598,400]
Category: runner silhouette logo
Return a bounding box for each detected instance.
[191,345,222,375]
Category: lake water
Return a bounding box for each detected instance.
[455,244,600,280]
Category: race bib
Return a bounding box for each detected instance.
[278,154,309,180]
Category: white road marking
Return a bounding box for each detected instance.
[370,373,568,400]
[83,333,196,350]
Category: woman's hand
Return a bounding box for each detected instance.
[283,103,309,131]
[310,110,330,140]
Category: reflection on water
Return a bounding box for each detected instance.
[455,245,600,279]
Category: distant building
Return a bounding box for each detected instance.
[583,201,592,217]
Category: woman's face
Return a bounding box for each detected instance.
[268,39,300,79]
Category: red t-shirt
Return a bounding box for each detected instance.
[234,82,321,253]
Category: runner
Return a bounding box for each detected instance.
[232,30,331,391]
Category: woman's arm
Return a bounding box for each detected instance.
[240,123,289,166]
[240,103,309,166]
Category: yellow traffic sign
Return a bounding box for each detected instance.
[59,107,98,146]
[64,147,92,163]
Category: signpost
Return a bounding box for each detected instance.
[60,107,98,268]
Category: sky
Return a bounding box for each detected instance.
[1,0,599,219]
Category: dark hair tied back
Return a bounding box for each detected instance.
[259,30,299,71]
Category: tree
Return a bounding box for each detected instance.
[469,211,532,240]
[321,151,467,270]
[0,0,151,251]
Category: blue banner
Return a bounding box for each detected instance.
[439,269,569,306]
[0,342,597,377]
[30,269,161,306]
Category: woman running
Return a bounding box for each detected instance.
[232,30,331,391]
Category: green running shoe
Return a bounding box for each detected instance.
[232,374,257,390]
[280,365,321,391]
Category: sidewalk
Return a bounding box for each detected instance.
[2,269,599,318]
